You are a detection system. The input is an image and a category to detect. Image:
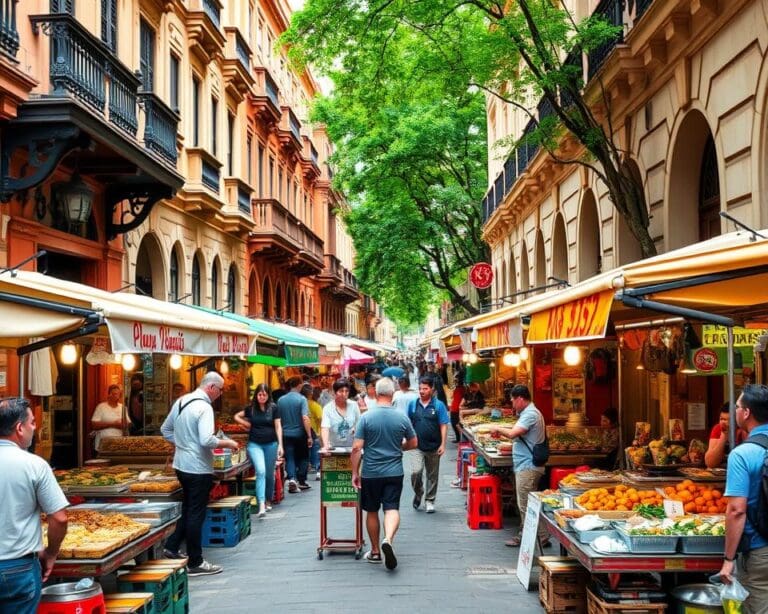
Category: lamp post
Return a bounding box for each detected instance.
[54,174,93,234]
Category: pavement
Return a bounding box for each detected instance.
[189,440,546,613]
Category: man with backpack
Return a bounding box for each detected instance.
[719,384,768,613]
[490,384,550,548]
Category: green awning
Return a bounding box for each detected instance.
[190,307,320,366]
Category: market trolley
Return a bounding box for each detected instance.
[317,448,364,560]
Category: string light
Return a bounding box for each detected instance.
[219,359,230,375]
[468,352,479,364]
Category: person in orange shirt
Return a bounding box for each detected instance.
[705,402,747,468]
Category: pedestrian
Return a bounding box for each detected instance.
[318,377,335,408]
[718,384,768,613]
[490,384,550,548]
[161,371,239,575]
[407,375,450,513]
[351,378,418,570]
[303,384,323,480]
[705,402,748,468]
[90,384,128,451]
[426,363,448,405]
[127,373,144,435]
[233,384,283,518]
[321,378,361,451]
[277,376,313,493]
[358,374,380,412]
[392,376,418,415]
[0,397,69,612]
[171,382,187,403]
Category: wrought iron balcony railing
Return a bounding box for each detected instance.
[202,0,220,30]
[138,91,178,163]
[587,0,624,80]
[0,0,19,58]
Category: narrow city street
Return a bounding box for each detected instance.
[190,441,543,613]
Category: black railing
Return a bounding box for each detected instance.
[503,156,516,193]
[587,0,624,80]
[265,73,279,108]
[634,0,654,20]
[311,145,318,166]
[203,0,220,29]
[235,29,249,69]
[537,96,555,122]
[0,0,19,58]
[138,91,179,163]
[202,159,220,192]
[289,111,301,142]
[494,174,504,208]
[237,185,251,214]
[31,14,140,136]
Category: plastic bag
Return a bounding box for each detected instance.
[721,578,749,614]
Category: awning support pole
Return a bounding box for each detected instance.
[0,291,99,318]
[728,326,736,450]
[619,295,735,327]
[17,322,102,356]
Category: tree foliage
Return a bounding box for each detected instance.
[284,1,657,310]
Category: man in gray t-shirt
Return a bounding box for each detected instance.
[352,379,417,570]
[277,377,313,491]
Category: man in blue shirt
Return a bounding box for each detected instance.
[491,384,550,548]
[352,378,417,570]
[277,377,313,493]
[719,384,768,612]
[407,376,450,514]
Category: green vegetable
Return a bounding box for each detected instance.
[635,504,666,519]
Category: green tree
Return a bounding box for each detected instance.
[284,15,490,325]
[285,1,656,276]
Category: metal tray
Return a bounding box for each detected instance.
[678,534,726,554]
[615,525,679,553]
[575,528,617,544]
[64,483,130,494]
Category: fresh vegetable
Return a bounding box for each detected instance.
[634,504,666,519]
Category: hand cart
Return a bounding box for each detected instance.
[317,449,364,560]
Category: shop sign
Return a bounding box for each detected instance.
[476,322,509,349]
[702,325,768,347]
[527,290,614,343]
[285,344,319,365]
[107,319,253,356]
[469,262,493,289]
[688,347,754,376]
[320,454,358,507]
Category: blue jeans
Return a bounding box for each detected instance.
[165,471,213,568]
[246,441,278,504]
[0,555,41,614]
[309,434,320,470]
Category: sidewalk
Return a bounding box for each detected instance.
[189,440,545,613]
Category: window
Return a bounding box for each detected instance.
[192,76,201,147]
[211,264,219,309]
[258,144,265,197]
[227,265,236,313]
[139,19,155,92]
[192,256,201,306]
[51,0,74,13]
[211,97,218,156]
[169,250,179,302]
[278,167,283,201]
[169,54,180,111]
[227,112,235,175]
[247,135,253,185]
[101,0,117,52]
[268,156,274,198]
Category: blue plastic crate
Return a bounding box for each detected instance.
[201,521,241,547]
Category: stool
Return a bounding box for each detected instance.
[460,450,477,489]
[456,441,474,476]
[273,459,284,503]
[467,473,503,529]
[549,464,591,490]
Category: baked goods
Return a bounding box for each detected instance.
[44,510,151,559]
[99,436,174,455]
[54,466,138,488]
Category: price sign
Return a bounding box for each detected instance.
[663,499,685,518]
[516,492,543,590]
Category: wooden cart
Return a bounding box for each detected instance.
[317,449,364,560]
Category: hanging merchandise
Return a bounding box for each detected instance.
[585,348,615,384]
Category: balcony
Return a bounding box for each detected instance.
[222,27,254,103]
[321,259,359,303]
[317,254,343,285]
[300,137,321,180]
[180,147,223,216]
[185,0,225,63]
[0,0,19,59]
[250,198,325,276]
[221,176,253,235]
[251,67,281,125]
[586,0,624,80]
[278,107,302,157]
[138,92,179,164]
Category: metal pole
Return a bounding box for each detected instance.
[727,326,736,451]
[616,342,624,468]
[18,353,25,397]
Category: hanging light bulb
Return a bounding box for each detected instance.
[219,359,230,375]
[519,346,529,361]
[635,363,645,371]
[468,352,479,364]
[509,352,521,368]
[121,353,137,371]
[563,345,582,366]
[502,352,516,367]
[169,354,183,370]
[462,353,470,363]
[60,343,78,365]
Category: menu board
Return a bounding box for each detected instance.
[552,358,586,420]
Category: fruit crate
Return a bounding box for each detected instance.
[117,570,174,614]
[539,557,589,613]
[134,561,188,614]
[587,589,667,614]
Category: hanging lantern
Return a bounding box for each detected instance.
[519,346,529,361]
[468,352,479,364]
[563,345,582,366]
[169,354,183,370]
[121,353,137,371]
[219,359,230,375]
[60,343,78,365]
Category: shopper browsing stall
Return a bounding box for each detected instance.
[705,402,747,468]
[305,385,323,481]
[321,378,361,451]
[234,384,283,518]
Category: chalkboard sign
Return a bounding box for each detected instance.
[516,492,542,590]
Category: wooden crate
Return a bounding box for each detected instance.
[587,589,668,614]
[539,557,589,613]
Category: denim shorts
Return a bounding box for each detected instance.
[0,555,41,614]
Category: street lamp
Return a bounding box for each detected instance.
[54,174,94,226]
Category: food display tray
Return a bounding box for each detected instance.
[64,483,131,494]
[678,535,726,554]
[575,528,617,544]
[615,525,679,554]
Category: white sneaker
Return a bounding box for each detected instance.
[316,471,321,481]
[187,560,223,576]
[425,501,435,513]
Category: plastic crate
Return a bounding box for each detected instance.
[201,521,241,547]
[539,557,589,613]
[678,534,725,554]
[204,505,241,532]
[615,526,678,554]
[587,588,667,614]
[133,561,188,612]
[117,570,174,614]
[104,592,154,614]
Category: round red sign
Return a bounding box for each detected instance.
[469,263,494,289]
[692,348,718,372]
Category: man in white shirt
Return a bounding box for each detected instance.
[161,372,238,576]
[392,377,418,415]
[90,384,127,451]
[0,397,68,612]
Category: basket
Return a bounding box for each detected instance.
[678,534,726,554]
[615,525,678,554]
[587,588,667,614]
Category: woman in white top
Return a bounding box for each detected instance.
[91,384,128,451]
[321,378,361,450]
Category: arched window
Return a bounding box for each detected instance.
[699,135,721,241]
[275,284,283,319]
[211,262,219,309]
[169,250,179,302]
[192,256,201,306]
[227,265,236,313]
[262,277,271,317]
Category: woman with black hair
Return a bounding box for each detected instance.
[234,384,283,517]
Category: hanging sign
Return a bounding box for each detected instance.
[702,325,768,347]
[469,263,494,289]
[527,290,614,343]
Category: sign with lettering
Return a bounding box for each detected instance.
[106,319,254,356]
[320,453,358,507]
[702,325,768,347]
[527,290,614,343]
[469,263,494,289]
[516,492,543,590]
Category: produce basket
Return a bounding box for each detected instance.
[678,534,726,554]
[615,525,679,554]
